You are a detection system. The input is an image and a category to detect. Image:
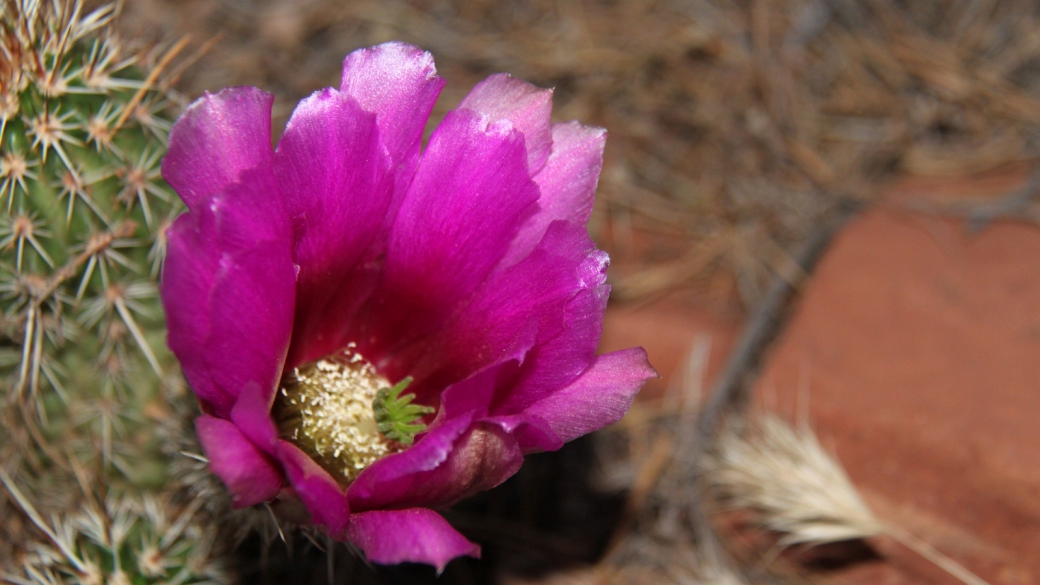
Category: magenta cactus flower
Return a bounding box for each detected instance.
[160,42,656,570]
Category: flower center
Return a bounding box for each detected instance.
[272,345,432,484]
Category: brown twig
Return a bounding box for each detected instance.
[680,200,862,573]
[160,32,224,91]
[693,201,862,448]
[112,34,190,133]
[964,166,1040,233]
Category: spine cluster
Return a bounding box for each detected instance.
[0,1,224,581]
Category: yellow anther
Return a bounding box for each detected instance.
[273,345,404,484]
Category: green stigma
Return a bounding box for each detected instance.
[373,377,434,445]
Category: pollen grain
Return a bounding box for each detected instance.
[273,346,402,484]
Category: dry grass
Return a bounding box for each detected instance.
[110,0,1040,310]
[703,414,884,548]
[700,413,990,585]
[598,336,992,584]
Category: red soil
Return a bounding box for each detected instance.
[599,294,741,403]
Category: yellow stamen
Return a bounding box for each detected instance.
[273,346,403,484]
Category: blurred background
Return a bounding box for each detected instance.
[73,0,1040,583]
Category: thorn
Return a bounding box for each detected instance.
[178,451,208,464]
[264,502,287,544]
[0,465,91,573]
[27,108,80,165]
[113,296,162,377]
[112,34,189,133]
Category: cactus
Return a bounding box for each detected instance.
[0,465,229,584]
[0,0,225,579]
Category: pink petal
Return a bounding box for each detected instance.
[346,508,479,571]
[459,73,554,174]
[502,122,606,267]
[425,360,566,452]
[273,89,395,366]
[195,415,282,507]
[230,380,280,452]
[162,88,275,211]
[204,244,294,407]
[275,441,352,537]
[161,214,226,412]
[340,42,444,184]
[435,359,521,421]
[415,422,524,507]
[161,178,295,418]
[347,415,473,509]
[483,412,563,453]
[494,283,610,414]
[349,411,523,511]
[523,348,656,442]
[404,221,603,397]
[360,109,539,361]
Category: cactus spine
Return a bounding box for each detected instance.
[0,0,226,581]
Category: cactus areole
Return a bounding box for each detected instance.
[1,1,228,581]
[160,42,656,569]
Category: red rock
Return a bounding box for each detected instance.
[759,205,1040,584]
[596,167,1040,583]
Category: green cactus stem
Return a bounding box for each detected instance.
[1,0,183,476]
[0,0,226,581]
